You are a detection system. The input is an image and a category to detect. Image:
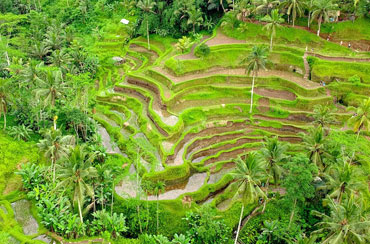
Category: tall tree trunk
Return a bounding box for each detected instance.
[270,34,273,51]
[78,198,84,224]
[147,19,150,50]
[5,51,10,66]
[234,204,244,244]
[3,113,6,130]
[317,15,322,36]
[308,12,311,28]
[288,199,297,228]
[250,74,256,113]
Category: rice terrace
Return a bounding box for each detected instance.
[0,0,370,243]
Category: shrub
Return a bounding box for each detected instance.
[348,75,361,84]
[184,205,232,244]
[194,44,210,58]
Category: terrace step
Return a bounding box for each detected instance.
[303,52,310,80]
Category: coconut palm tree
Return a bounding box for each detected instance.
[241,45,269,113]
[20,61,44,88]
[259,136,288,188]
[150,181,165,234]
[311,0,338,36]
[299,126,329,170]
[254,0,280,15]
[0,79,10,130]
[30,42,51,60]
[56,145,98,224]
[137,0,156,50]
[280,0,304,26]
[37,128,75,182]
[312,104,336,130]
[230,152,267,244]
[347,98,370,140]
[187,8,203,34]
[34,69,67,108]
[320,159,365,203]
[312,195,370,243]
[48,48,72,72]
[262,9,284,50]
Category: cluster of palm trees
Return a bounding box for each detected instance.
[231,97,370,243]
[37,127,109,224]
[226,0,340,38]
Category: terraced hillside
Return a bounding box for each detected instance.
[94,26,370,230]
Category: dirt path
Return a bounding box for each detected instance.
[306,51,370,62]
[206,31,246,46]
[156,67,320,89]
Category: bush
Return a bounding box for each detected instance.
[194,44,210,58]
[184,205,232,244]
[348,75,361,84]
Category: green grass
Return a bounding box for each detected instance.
[0,132,41,194]
[320,18,370,40]
[310,58,370,83]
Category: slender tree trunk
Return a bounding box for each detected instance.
[262,178,270,213]
[156,195,159,234]
[147,19,150,50]
[288,199,297,228]
[351,129,361,161]
[270,34,273,51]
[250,74,256,113]
[317,16,322,36]
[5,51,10,66]
[78,198,84,224]
[3,113,6,130]
[234,204,244,244]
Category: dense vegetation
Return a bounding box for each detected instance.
[0,0,369,243]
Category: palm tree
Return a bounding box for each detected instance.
[300,126,329,170]
[48,48,72,71]
[187,8,203,34]
[262,9,284,50]
[34,69,67,108]
[254,0,280,15]
[43,21,66,50]
[280,0,304,26]
[311,0,338,36]
[312,196,370,243]
[240,45,269,113]
[0,79,10,130]
[56,145,98,224]
[150,181,165,234]
[221,12,239,30]
[320,159,364,203]
[230,152,267,244]
[20,61,44,88]
[37,128,75,182]
[260,220,279,243]
[306,0,315,28]
[312,104,336,130]
[347,98,370,140]
[137,0,156,50]
[259,136,288,188]
[30,42,51,60]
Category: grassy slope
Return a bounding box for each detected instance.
[222,20,370,57]
[0,132,40,194]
